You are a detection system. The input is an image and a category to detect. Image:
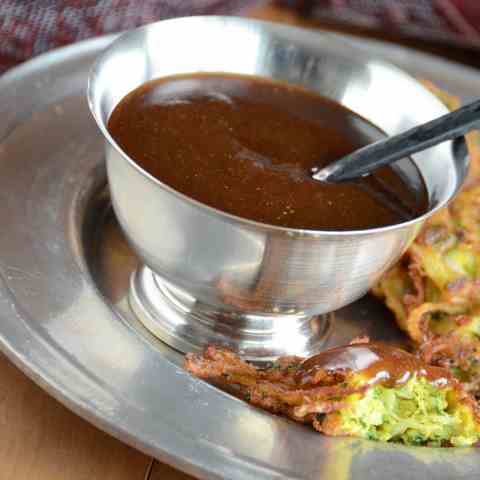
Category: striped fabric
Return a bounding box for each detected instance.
[280,0,480,48]
[0,0,256,73]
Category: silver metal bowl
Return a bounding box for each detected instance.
[88,16,467,360]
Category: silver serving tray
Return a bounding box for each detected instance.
[0,31,479,480]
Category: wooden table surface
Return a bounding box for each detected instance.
[2,3,479,480]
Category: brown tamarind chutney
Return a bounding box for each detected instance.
[108,73,428,231]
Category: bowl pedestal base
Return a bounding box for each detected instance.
[129,265,332,362]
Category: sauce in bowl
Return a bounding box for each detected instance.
[107,73,429,231]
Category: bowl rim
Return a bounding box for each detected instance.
[88,15,465,237]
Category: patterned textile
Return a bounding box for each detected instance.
[0,0,256,73]
[280,0,480,48]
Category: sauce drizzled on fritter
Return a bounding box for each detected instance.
[297,343,452,387]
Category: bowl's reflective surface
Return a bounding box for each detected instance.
[88,17,468,358]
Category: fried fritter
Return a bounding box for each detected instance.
[373,84,480,397]
[373,161,480,396]
[185,341,480,446]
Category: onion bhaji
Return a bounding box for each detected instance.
[185,341,480,446]
[373,84,480,399]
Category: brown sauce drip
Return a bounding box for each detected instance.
[297,343,452,388]
[108,73,429,231]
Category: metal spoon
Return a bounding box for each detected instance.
[313,98,480,183]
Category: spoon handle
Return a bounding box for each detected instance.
[313,98,480,183]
